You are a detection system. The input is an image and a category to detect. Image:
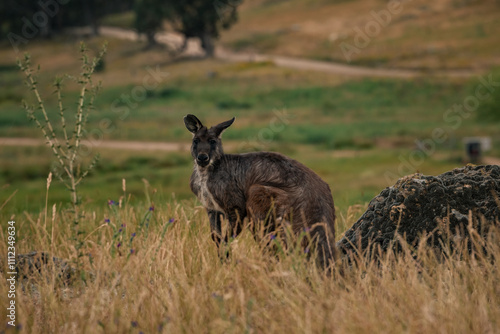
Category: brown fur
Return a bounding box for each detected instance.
[184,114,336,268]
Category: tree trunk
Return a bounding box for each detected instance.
[40,20,52,39]
[91,20,100,36]
[146,31,157,48]
[83,0,99,36]
[179,36,188,53]
[200,32,215,58]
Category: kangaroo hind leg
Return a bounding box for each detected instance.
[246,184,289,243]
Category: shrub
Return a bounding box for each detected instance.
[18,42,107,253]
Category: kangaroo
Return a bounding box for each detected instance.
[184,114,336,268]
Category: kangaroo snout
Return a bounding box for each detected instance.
[196,154,210,166]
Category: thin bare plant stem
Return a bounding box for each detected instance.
[20,59,69,172]
[54,77,70,151]
[18,42,107,255]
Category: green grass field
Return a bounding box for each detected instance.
[0,37,498,215]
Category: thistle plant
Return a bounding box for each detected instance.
[18,42,107,251]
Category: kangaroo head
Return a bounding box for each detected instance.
[184,114,235,168]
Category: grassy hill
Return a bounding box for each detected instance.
[220,0,500,70]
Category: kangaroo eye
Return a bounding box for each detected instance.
[209,139,217,145]
[193,138,200,144]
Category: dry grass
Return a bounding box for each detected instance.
[222,0,500,70]
[1,196,499,333]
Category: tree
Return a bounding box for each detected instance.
[165,0,240,57]
[1,0,134,41]
[1,0,46,39]
[134,0,165,47]
[71,0,135,36]
[82,0,101,36]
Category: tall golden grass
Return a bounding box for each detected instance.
[1,193,499,334]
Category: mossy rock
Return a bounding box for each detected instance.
[1,251,76,284]
[336,165,500,259]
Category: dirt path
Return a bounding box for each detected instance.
[1,137,498,166]
[81,27,477,79]
[0,137,189,152]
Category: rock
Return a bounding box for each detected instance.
[336,165,500,259]
[1,251,76,284]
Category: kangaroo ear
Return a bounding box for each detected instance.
[184,114,204,134]
[213,117,235,137]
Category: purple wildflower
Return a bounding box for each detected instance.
[270,234,276,240]
[118,228,123,233]
[105,218,110,223]
[131,321,138,327]
[168,218,175,223]
[131,232,136,237]
[108,200,116,206]
[149,206,154,211]
[130,249,135,254]
[121,223,126,227]
[117,242,121,248]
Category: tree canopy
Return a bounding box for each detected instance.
[163,0,240,56]
[2,0,134,43]
[134,0,166,47]
[2,0,241,57]
[134,0,241,56]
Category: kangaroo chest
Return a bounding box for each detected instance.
[192,170,225,214]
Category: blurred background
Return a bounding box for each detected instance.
[1,0,499,218]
